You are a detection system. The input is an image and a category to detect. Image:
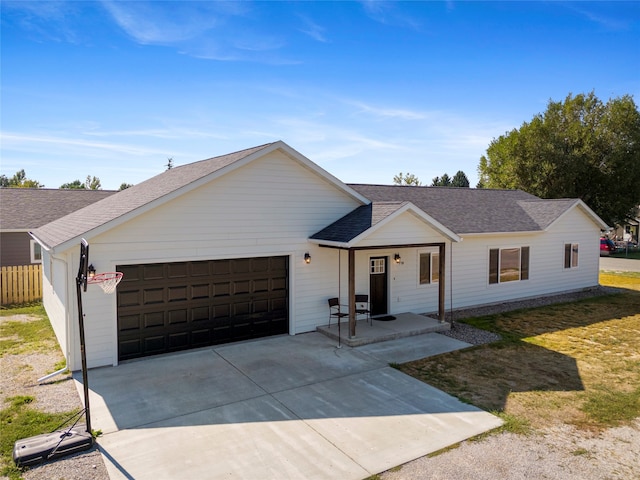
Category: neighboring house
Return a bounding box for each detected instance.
[611,207,639,244]
[0,188,116,267]
[30,141,608,371]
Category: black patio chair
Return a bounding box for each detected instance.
[355,294,371,325]
[328,297,348,328]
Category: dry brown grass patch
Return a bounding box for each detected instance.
[399,273,640,432]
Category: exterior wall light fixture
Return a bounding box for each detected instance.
[304,253,311,264]
[394,253,401,264]
[87,264,97,278]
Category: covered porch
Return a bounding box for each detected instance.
[316,311,450,347]
[309,201,462,341]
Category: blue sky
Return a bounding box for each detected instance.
[2,1,639,190]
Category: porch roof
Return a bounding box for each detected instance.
[309,201,460,248]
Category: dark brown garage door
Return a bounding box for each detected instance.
[116,257,288,361]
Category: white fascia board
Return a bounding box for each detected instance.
[349,203,461,246]
[29,231,51,252]
[2,229,29,233]
[307,238,350,249]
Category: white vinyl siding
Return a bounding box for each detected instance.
[61,151,363,369]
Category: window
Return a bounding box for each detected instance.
[489,246,529,284]
[564,243,579,269]
[30,240,42,264]
[419,252,439,284]
[370,258,385,274]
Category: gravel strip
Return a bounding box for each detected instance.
[0,315,110,480]
[381,420,640,480]
[439,322,501,345]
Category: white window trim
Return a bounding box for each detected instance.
[418,250,439,286]
[30,240,42,264]
[488,245,530,285]
[564,243,579,269]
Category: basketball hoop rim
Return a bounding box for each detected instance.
[86,272,123,284]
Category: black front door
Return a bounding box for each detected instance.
[369,256,388,316]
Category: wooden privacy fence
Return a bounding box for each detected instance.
[1,265,43,305]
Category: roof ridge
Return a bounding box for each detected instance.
[173,142,278,170]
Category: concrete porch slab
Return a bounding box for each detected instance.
[316,312,450,347]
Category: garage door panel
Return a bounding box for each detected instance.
[117,256,288,361]
[168,309,187,325]
[143,264,164,280]
[191,306,209,322]
[272,277,287,291]
[144,336,166,354]
[144,312,165,329]
[168,286,187,302]
[118,290,141,308]
[167,263,188,278]
[143,288,164,305]
[168,332,189,350]
[233,280,250,295]
[119,314,141,332]
[191,284,209,299]
[213,282,230,297]
[253,278,269,292]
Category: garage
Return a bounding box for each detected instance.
[116,256,288,361]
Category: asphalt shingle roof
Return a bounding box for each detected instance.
[0,188,116,230]
[29,141,596,250]
[310,202,408,243]
[345,184,582,235]
[32,142,276,249]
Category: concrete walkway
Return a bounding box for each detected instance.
[79,332,502,480]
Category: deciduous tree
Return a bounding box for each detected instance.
[393,172,421,185]
[0,169,43,188]
[478,92,640,226]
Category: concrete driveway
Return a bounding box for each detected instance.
[80,332,502,480]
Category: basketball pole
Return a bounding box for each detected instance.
[76,240,92,435]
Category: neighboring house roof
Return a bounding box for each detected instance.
[31,141,369,252]
[348,184,608,234]
[0,188,116,231]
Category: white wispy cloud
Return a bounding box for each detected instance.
[347,100,428,120]
[2,0,82,43]
[100,0,293,63]
[0,132,170,157]
[567,4,631,31]
[359,0,422,30]
[100,1,224,44]
[298,14,328,43]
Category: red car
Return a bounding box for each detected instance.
[600,238,616,256]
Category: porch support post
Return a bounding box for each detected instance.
[348,248,356,338]
[438,243,446,323]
